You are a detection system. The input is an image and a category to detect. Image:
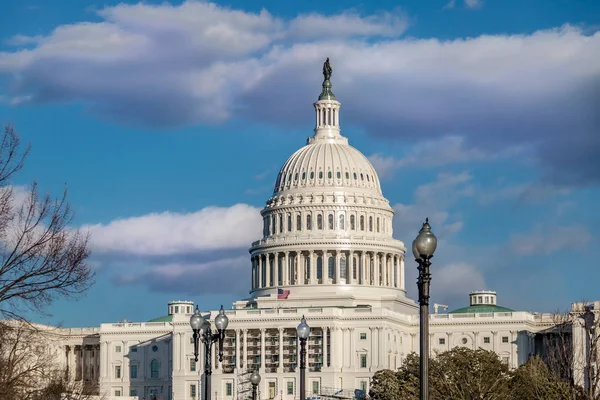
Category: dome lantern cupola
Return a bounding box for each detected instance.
[310,57,346,145]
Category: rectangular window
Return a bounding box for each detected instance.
[131,346,137,353]
[190,358,196,372]
[313,381,319,394]
[360,354,367,368]
[175,306,179,313]
[287,382,294,395]
[502,356,509,364]
[439,338,445,345]
[114,366,121,379]
[502,336,509,343]
[115,390,121,396]
[360,381,367,392]
[190,384,197,398]
[226,382,233,396]
[360,333,367,340]
[484,337,490,344]
[115,345,121,353]
[130,388,137,396]
[130,365,137,379]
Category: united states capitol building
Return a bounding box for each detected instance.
[29,65,598,400]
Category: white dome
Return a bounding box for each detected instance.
[273,142,382,196]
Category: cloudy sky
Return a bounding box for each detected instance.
[0,0,598,327]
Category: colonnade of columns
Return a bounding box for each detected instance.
[251,250,404,290]
[213,326,394,373]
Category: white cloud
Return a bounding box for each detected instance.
[444,0,456,10]
[433,262,486,298]
[85,203,262,256]
[369,136,527,178]
[0,2,599,183]
[392,172,472,242]
[288,10,409,40]
[509,224,592,256]
[464,0,483,8]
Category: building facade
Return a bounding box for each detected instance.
[15,66,599,400]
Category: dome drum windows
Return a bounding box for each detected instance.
[328,214,334,230]
[327,171,332,179]
[350,215,355,230]
[336,171,341,179]
[369,216,373,232]
[310,171,314,180]
[317,214,323,230]
[296,214,302,231]
[360,216,365,231]
[287,214,292,232]
[306,214,312,230]
[319,171,323,179]
[339,213,345,230]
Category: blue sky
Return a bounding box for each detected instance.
[0,0,599,327]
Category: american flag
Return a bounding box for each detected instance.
[277,288,290,299]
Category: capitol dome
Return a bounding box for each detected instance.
[248,60,415,313]
[274,142,382,196]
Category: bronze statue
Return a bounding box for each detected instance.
[323,58,332,81]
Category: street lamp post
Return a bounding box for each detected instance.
[413,218,437,400]
[190,305,229,400]
[250,370,261,400]
[297,315,310,400]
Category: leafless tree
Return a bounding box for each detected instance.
[539,302,600,400]
[0,124,93,321]
[0,321,98,400]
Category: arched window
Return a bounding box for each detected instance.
[328,256,335,279]
[150,360,159,379]
[340,257,346,281]
[376,217,380,232]
[264,217,269,236]
[360,216,365,231]
[328,214,334,230]
[317,256,323,283]
[345,172,349,179]
[279,214,283,233]
[302,172,306,180]
[317,214,323,230]
[339,214,345,230]
[306,214,312,230]
[296,214,302,231]
[319,171,323,179]
[336,171,341,179]
[328,171,332,179]
[287,214,292,232]
[310,171,314,179]
[305,256,311,282]
[272,216,276,234]
[350,215,355,230]
[353,257,358,280]
[369,216,373,232]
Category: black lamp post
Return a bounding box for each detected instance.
[250,370,261,400]
[413,218,437,400]
[190,305,229,400]
[297,315,310,400]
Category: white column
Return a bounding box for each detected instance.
[236,330,241,370]
[335,251,340,284]
[180,332,186,372]
[284,252,289,285]
[243,329,248,369]
[400,256,405,290]
[323,328,329,368]
[349,328,355,368]
[310,251,316,285]
[278,328,284,372]
[260,328,266,371]
[348,251,354,284]
[360,252,366,284]
[369,328,375,370]
[274,253,279,287]
[258,255,263,288]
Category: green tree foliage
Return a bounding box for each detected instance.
[370,348,587,400]
[510,356,587,400]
